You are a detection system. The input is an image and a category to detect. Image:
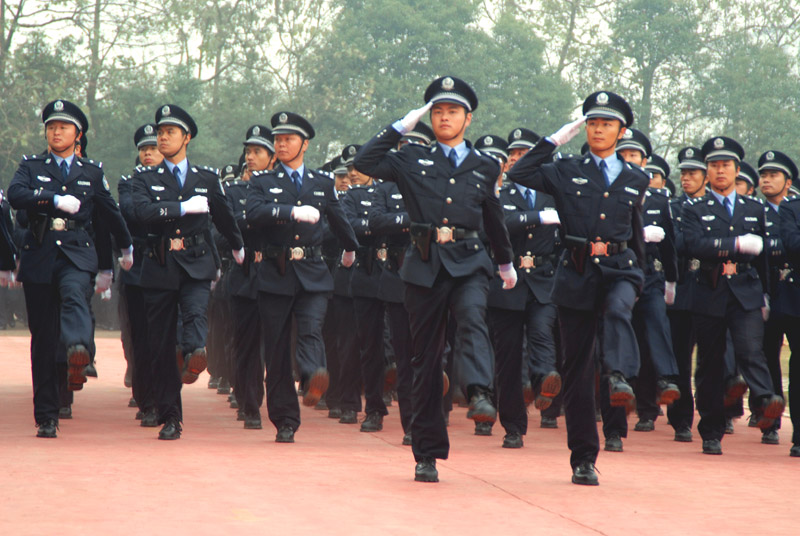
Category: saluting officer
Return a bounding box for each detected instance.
[756,150,798,445]
[355,76,516,483]
[682,136,785,455]
[506,91,650,485]
[245,112,358,443]
[131,104,244,440]
[8,99,133,437]
[485,132,562,449]
[120,123,163,427]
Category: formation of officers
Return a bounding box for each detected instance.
[2,76,799,487]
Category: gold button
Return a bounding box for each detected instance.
[526,251,531,255]
[577,191,581,196]
[528,234,533,239]
[525,269,531,273]
[62,186,67,191]
[294,235,300,240]
[446,198,452,204]
[729,226,734,231]
[178,195,182,200]
[297,201,302,206]
[629,260,633,266]
[593,258,600,264]
[474,244,479,250]
[450,178,455,184]
[176,229,181,235]
[442,218,449,224]
[56,240,62,245]
[600,214,606,220]
[421,171,426,175]
[603,192,609,198]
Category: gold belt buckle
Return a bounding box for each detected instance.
[590,241,608,256]
[290,247,305,261]
[376,248,388,262]
[520,255,535,269]
[436,226,454,244]
[721,261,737,276]
[779,268,791,281]
[169,237,185,251]
[653,259,663,272]
[253,251,263,263]
[51,218,66,231]
[689,259,700,271]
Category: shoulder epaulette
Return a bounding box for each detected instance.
[784,195,800,203]
[251,169,269,177]
[79,157,103,169]
[135,165,155,173]
[744,194,764,204]
[22,154,45,162]
[193,165,219,176]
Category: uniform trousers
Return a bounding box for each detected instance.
[352,296,388,416]
[386,301,413,432]
[232,295,264,418]
[666,309,695,430]
[121,283,153,412]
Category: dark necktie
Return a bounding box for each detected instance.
[525,189,535,210]
[448,149,459,170]
[599,159,610,187]
[60,160,69,182]
[292,170,302,193]
[173,166,182,188]
[723,197,733,217]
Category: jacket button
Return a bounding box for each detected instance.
[577,191,581,195]
[603,192,609,198]
[474,244,479,250]
[297,201,302,206]
[56,240,62,245]
[176,229,181,235]
[450,178,455,184]
[629,260,633,266]
[600,213,606,220]
[178,196,182,200]
[528,234,533,239]
[729,226,734,231]
[442,218,448,224]
[446,198,452,204]
[593,257,599,263]
[62,186,67,191]
[421,171,426,175]
[294,235,300,240]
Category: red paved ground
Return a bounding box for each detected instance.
[0,334,797,535]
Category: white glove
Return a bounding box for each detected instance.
[101,288,112,301]
[539,210,560,225]
[341,250,355,268]
[291,205,320,224]
[210,268,222,291]
[499,263,517,289]
[643,225,666,243]
[95,271,113,294]
[762,294,770,322]
[233,247,245,265]
[181,195,209,214]
[55,194,81,214]
[664,281,676,305]
[549,116,586,147]
[0,270,12,287]
[736,233,763,256]
[399,102,433,132]
[118,245,133,271]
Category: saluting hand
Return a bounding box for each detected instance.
[549,116,587,147]
[399,102,433,132]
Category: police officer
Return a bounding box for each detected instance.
[8,99,133,437]
[131,104,244,440]
[756,150,798,445]
[355,76,515,483]
[245,112,358,443]
[682,136,785,455]
[735,162,758,197]
[120,123,163,427]
[506,91,649,485]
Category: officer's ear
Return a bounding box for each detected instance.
[641,157,648,167]
[617,125,626,140]
[302,138,309,152]
[464,111,472,129]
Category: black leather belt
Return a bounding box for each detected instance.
[517,253,555,269]
[49,218,84,231]
[264,245,322,261]
[587,240,627,256]
[434,226,478,244]
[701,260,751,275]
[167,234,204,251]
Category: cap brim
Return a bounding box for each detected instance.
[678,162,707,171]
[482,148,509,161]
[272,126,310,138]
[244,137,275,152]
[758,163,792,177]
[45,114,83,130]
[705,150,741,162]
[645,165,667,177]
[586,108,626,124]
[136,136,157,148]
[158,118,191,133]
[431,94,472,111]
[507,141,535,150]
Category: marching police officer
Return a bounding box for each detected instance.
[245,112,358,443]
[682,136,785,455]
[506,91,650,485]
[8,99,133,437]
[355,76,516,483]
[131,104,244,440]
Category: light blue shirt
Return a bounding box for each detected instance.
[439,141,469,168]
[590,152,623,185]
[514,183,536,208]
[280,162,306,179]
[768,201,780,213]
[710,189,737,216]
[164,158,189,187]
[52,153,75,175]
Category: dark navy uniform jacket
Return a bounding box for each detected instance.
[487,183,558,310]
[118,175,147,286]
[342,183,383,299]
[0,191,16,270]
[222,178,261,299]
[370,180,410,304]
[8,154,132,283]
[245,166,359,296]
[667,193,697,311]
[354,125,513,288]
[131,161,243,290]
[682,192,768,316]
[505,140,649,311]
[777,195,800,317]
[642,188,678,287]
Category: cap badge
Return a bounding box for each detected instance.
[484,136,492,144]
[226,166,233,173]
[714,138,724,149]
[348,146,357,156]
[441,77,455,90]
[279,113,288,124]
[685,148,694,158]
[144,125,154,135]
[623,129,633,139]
[162,105,171,116]
[766,151,775,161]
[253,126,260,136]
[54,100,64,112]
[596,92,609,105]
[513,129,522,140]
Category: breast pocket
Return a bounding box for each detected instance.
[615,193,637,224]
[563,184,592,216]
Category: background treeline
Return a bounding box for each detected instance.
[1,0,799,192]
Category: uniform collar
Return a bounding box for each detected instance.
[51,153,75,168]
[709,188,736,208]
[280,162,305,178]
[164,158,189,178]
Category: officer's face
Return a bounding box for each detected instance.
[245,144,274,172]
[680,169,706,197]
[707,159,739,194]
[507,148,529,169]
[334,173,351,192]
[348,166,372,186]
[585,119,625,153]
[734,179,753,196]
[45,121,80,154]
[430,103,471,141]
[617,149,645,167]
[138,144,163,167]
[157,125,190,157]
[274,134,307,164]
[649,173,665,189]
[759,170,789,199]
